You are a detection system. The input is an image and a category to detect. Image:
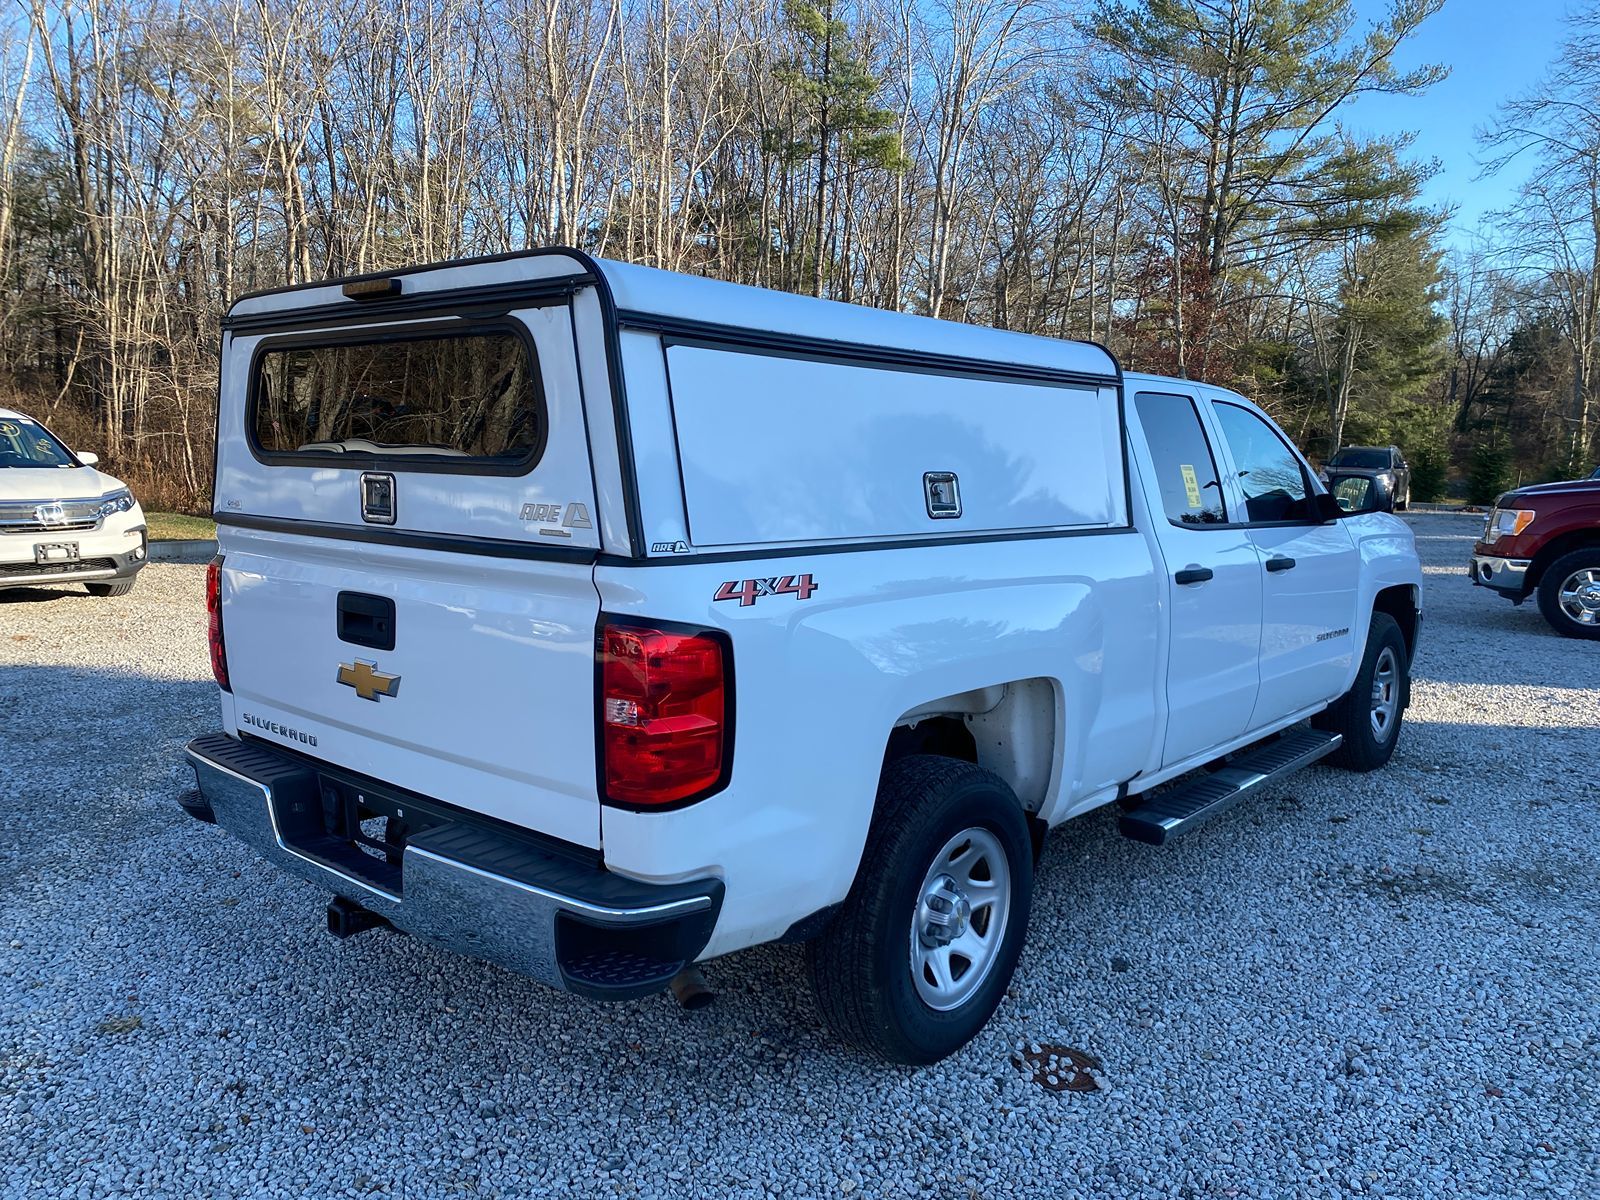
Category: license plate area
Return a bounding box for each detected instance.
[243,735,605,901]
[271,774,421,898]
[34,542,79,564]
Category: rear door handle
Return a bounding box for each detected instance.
[1174,566,1214,585]
[1265,556,1297,573]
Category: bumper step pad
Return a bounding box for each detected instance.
[1119,727,1342,846]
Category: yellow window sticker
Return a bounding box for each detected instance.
[1180,463,1202,508]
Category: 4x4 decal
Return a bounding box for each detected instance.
[714,574,819,607]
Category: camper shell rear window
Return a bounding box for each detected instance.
[249,324,546,474]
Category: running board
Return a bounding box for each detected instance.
[1119,728,1343,846]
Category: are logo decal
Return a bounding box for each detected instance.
[713,574,819,607]
[520,501,593,539]
[520,501,592,525]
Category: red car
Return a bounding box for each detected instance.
[1470,477,1600,638]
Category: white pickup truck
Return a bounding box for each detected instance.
[181,249,1422,1063]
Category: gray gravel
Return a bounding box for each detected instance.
[2,517,1597,1199]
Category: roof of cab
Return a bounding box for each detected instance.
[1123,370,1263,413]
[225,248,1119,382]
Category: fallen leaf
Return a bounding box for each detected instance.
[1013,1043,1103,1093]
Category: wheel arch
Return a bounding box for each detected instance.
[1526,526,1600,592]
[882,678,1060,818]
[1372,583,1421,666]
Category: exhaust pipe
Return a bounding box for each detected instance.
[668,965,715,1010]
[326,896,389,939]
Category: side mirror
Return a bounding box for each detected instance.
[76,451,99,467]
[1326,475,1384,516]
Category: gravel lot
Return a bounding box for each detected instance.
[2,512,1597,1199]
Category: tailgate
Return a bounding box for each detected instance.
[218,534,600,847]
[213,296,605,848]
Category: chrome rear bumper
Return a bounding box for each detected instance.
[184,733,722,998]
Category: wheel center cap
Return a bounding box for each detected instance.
[1579,583,1600,610]
[918,874,971,948]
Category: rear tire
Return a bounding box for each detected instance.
[85,579,135,598]
[1535,549,1600,640]
[806,755,1034,1065]
[1313,612,1408,772]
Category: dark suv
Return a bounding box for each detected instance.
[1471,477,1600,638]
[1323,446,1410,512]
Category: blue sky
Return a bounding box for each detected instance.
[1343,0,1573,250]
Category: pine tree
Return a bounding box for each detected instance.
[1090,0,1445,363]
[769,2,907,296]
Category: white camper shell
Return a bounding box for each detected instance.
[186,249,1423,1063]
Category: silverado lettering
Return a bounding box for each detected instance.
[239,712,318,747]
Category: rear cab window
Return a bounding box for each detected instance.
[1133,391,1227,526]
[252,327,546,474]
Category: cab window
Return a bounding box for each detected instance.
[1213,401,1313,524]
[1134,391,1227,526]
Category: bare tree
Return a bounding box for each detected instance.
[1482,6,1600,474]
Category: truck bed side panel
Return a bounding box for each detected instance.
[596,533,1161,956]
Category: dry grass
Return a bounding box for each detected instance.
[145,512,215,541]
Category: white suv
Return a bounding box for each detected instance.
[0,409,147,596]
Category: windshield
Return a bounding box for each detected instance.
[0,416,78,469]
[1330,448,1390,469]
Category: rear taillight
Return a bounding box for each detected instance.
[599,619,730,807]
[206,555,230,692]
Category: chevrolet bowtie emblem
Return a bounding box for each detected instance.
[336,659,401,702]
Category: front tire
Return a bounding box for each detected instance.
[1313,612,1408,772]
[85,579,135,598]
[1536,550,1600,640]
[806,755,1034,1065]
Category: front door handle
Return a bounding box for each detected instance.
[1265,556,1297,573]
[1174,566,1214,585]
